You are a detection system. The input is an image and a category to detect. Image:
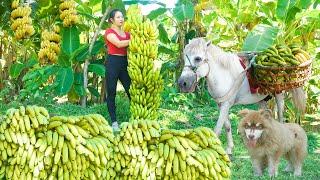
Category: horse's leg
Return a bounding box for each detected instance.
[224,117,234,157]
[258,100,268,109]
[275,93,285,123]
[214,102,231,136]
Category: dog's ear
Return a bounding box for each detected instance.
[238,109,250,117]
[259,109,272,119]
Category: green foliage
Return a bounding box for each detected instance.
[276,0,294,21]
[203,0,261,50]
[101,0,110,14]
[88,63,105,77]
[9,62,26,79]
[54,66,74,95]
[57,50,72,67]
[242,24,279,51]
[88,86,100,97]
[306,60,320,112]
[308,133,320,153]
[73,72,85,96]
[111,0,126,15]
[147,7,167,20]
[62,26,80,55]
[19,65,57,101]
[173,1,194,22]
[91,39,105,55]
[74,44,90,62]
[0,0,11,30]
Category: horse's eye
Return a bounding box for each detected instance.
[194,56,202,62]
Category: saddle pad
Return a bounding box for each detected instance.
[239,57,259,94]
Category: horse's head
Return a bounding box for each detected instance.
[178,37,211,93]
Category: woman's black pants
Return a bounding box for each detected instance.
[106,55,131,123]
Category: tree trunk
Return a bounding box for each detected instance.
[81,6,111,107]
[175,22,186,83]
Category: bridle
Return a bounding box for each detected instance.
[184,54,211,80]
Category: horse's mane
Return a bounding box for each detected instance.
[185,38,243,78]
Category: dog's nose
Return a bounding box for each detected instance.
[248,135,254,139]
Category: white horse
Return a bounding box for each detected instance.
[178,37,306,156]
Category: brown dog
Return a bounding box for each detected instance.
[238,109,307,177]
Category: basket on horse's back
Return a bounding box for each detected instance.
[253,44,313,94]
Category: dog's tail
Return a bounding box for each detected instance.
[290,87,306,113]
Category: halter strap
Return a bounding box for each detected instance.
[184,54,210,78]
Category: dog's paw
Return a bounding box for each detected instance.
[284,165,293,172]
[268,172,278,178]
[294,170,302,176]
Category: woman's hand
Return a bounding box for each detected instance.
[106,33,130,48]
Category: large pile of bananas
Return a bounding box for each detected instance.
[256,43,311,67]
[0,106,114,179]
[0,106,231,179]
[125,5,163,121]
[10,2,35,40]
[38,26,61,64]
[59,0,78,27]
[109,120,231,179]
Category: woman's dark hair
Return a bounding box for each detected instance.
[108,9,123,23]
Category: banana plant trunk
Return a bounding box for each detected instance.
[81,7,111,107]
[175,22,186,82]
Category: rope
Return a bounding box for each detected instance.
[214,56,256,103]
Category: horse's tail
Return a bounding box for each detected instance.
[290,87,306,113]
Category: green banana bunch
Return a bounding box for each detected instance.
[125,5,163,121]
[255,43,311,83]
[256,43,310,67]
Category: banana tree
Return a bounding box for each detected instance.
[0,0,109,104]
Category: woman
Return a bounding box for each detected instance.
[104,9,131,130]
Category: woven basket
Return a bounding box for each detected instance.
[252,60,312,94]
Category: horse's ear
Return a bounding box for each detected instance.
[259,109,273,119]
[238,109,250,117]
[206,40,211,47]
